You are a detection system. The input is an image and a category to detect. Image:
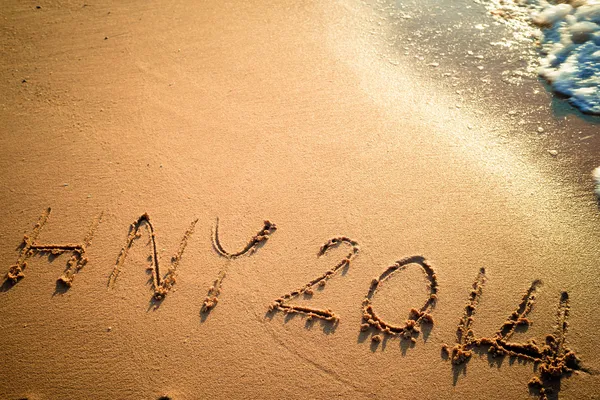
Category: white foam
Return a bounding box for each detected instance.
[533,4,573,26]
[487,0,600,114]
[593,166,600,196]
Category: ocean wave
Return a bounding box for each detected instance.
[487,0,600,115]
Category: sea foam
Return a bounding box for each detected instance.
[537,2,600,114]
[488,0,600,114]
[593,166,600,196]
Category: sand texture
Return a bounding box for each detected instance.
[1,1,599,399]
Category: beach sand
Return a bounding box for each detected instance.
[1,1,599,399]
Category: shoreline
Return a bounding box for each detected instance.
[360,0,600,202]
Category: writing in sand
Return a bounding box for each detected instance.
[3,208,592,400]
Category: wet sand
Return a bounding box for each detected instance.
[366,0,600,190]
[1,1,599,399]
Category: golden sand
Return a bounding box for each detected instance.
[1,1,599,399]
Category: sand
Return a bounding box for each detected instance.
[1,1,599,399]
